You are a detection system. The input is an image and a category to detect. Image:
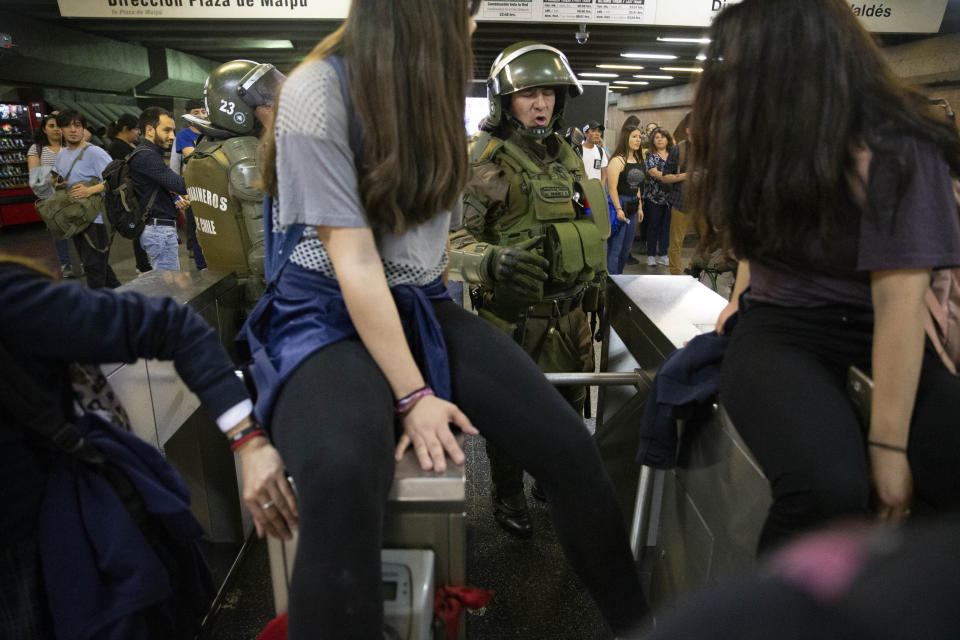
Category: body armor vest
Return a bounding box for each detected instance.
[470,132,608,294]
[183,136,265,303]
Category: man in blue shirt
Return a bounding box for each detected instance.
[129,107,191,271]
[52,110,120,289]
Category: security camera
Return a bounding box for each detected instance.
[575,24,589,45]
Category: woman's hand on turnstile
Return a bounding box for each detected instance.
[238,437,299,540]
[396,396,478,473]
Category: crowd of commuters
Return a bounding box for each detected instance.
[26,104,199,287]
[5,0,960,638]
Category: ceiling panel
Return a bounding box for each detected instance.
[3,0,957,96]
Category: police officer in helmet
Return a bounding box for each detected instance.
[449,42,609,538]
[182,59,285,304]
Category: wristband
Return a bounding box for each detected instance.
[229,423,266,451]
[867,440,907,454]
[395,386,434,416]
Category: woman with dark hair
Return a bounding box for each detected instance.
[695,0,960,553]
[642,127,675,266]
[245,0,647,637]
[27,115,73,277]
[606,124,645,274]
[105,113,140,161]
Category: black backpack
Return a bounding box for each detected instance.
[102,147,158,239]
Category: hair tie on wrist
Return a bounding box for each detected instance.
[868,440,907,454]
[395,386,434,416]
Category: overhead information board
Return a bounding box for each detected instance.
[57,0,948,33]
[479,0,949,32]
[56,0,351,20]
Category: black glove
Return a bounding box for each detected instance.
[486,235,550,297]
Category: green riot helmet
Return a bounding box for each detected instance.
[487,42,583,141]
[203,59,284,135]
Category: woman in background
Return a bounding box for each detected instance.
[27,115,71,277]
[606,124,645,274]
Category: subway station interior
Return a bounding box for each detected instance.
[2,0,960,639]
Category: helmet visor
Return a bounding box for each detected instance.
[237,64,285,108]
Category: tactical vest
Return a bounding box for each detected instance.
[470,132,609,293]
[183,136,266,303]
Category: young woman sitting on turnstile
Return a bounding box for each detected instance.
[698,0,960,553]
[233,0,648,637]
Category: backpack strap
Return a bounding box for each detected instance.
[265,54,364,284]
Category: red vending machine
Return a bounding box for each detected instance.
[0,101,44,227]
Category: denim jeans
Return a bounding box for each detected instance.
[605,197,639,275]
[139,224,180,271]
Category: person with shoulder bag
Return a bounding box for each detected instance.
[46,110,119,289]
[27,114,77,278]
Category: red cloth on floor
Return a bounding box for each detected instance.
[434,586,494,640]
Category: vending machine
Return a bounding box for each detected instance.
[0,101,44,227]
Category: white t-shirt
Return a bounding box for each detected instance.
[581,143,608,181]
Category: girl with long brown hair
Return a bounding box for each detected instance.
[696,0,960,552]
[606,125,645,274]
[238,1,648,636]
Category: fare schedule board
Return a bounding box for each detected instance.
[479,0,948,32]
[57,0,948,32]
[482,0,654,24]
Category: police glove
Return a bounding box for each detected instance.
[484,235,550,297]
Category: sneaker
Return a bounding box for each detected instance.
[626,254,640,265]
[657,255,670,266]
[646,256,657,267]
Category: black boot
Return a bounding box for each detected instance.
[492,489,533,539]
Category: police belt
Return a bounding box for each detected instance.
[525,286,586,318]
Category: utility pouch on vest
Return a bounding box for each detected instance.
[572,219,605,279]
[529,176,576,221]
[577,178,611,239]
[544,222,586,282]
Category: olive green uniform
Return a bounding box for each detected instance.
[182,135,266,304]
[450,129,608,498]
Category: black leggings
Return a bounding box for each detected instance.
[720,303,960,553]
[270,300,645,639]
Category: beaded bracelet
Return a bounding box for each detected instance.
[395,386,434,416]
[229,423,266,451]
[867,440,908,454]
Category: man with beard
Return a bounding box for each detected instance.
[129,107,191,271]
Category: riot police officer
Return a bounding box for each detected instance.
[182,59,285,303]
[449,42,609,538]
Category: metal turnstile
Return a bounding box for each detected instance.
[596,275,772,615]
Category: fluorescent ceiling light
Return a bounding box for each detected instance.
[657,37,711,44]
[633,74,674,80]
[580,72,619,78]
[621,52,678,60]
[618,81,650,85]
[597,64,645,71]
[609,86,628,90]
[661,66,704,73]
[228,39,294,49]
[696,54,707,61]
